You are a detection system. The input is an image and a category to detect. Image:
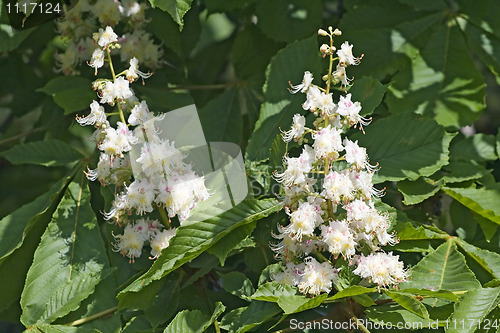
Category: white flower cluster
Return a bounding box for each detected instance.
[272,28,407,296]
[77,27,210,262]
[55,0,162,75]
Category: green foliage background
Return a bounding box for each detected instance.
[0,0,500,332]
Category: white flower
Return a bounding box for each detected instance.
[349,171,383,199]
[94,26,118,48]
[297,257,338,296]
[302,85,321,111]
[150,228,176,259]
[316,91,335,115]
[283,201,323,240]
[332,63,352,88]
[126,57,152,82]
[345,199,371,222]
[85,153,111,182]
[281,114,306,142]
[77,100,107,126]
[312,125,343,159]
[289,71,314,94]
[322,170,355,204]
[273,145,315,187]
[125,179,155,215]
[353,252,408,288]
[89,48,105,75]
[273,262,305,286]
[337,94,372,129]
[155,172,210,222]
[344,139,372,170]
[99,81,116,104]
[113,223,145,262]
[128,100,153,126]
[114,76,134,100]
[321,220,357,258]
[337,42,360,66]
[337,94,361,118]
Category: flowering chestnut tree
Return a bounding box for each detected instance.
[1,0,500,332]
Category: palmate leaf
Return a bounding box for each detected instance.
[447,287,500,333]
[220,301,282,333]
[1,139,83,167]
[255,0,322,43]
[443,184,500,225]
[163,302,225,333]
[352,113,454,183]
[397,177,443,205]
[341,0,488,128]
[386,23,485,128]
[148,0,192,30]
[277,293,328,315]
[118,199,281,305]
[456,239,500,280]
[399,240,481,294]
[198,83,261,147]
[20,177,108,326]
[326,286,377,302]
[37,77,95,114]
[385,290,429,319]
[219,271,255,300]
[245,35,322,162]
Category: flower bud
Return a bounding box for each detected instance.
[320,44,330,55]
[318,29,328,36]
[333,28,342,36]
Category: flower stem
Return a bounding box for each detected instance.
[158,206,170,227]
[106,48,127,125]
[65,306,117,326]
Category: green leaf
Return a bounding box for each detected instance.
[449,200,478,241]
[0,24,34,52]
[340,1,444,80]
[232,25,284,81]
[438,160,491,183]
[348,76,387,116]
[396,288,459,302]
[118,199,281,304]
[250,281,296,302]
[218,271,255,299]
[163,301,225,333]
[37,77,94,114]
[20,178,108,326]
[277,293,328,314]
[449,133,498,162]
[0,170,77,315]
[389,222,446,252]
[352,113,454,183]
[456,239,500,280]
[1,139,83,166]
[27,324,99,333]
[256,0,322,43]
[135,86,195,112]
[220,301,281,333]
[198,87,244,145]
[447,287,500,333]
[444,184,500,225]
[207,222,256,266]
[149,0,192,30]
[0,175,71,263]
[399,240,481,293]
[327,286,377,301]
[245,35,322,162]
[365,303,432,328]
[386,23,486,128]
[385,290,429,319]
[398,177,442,205]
